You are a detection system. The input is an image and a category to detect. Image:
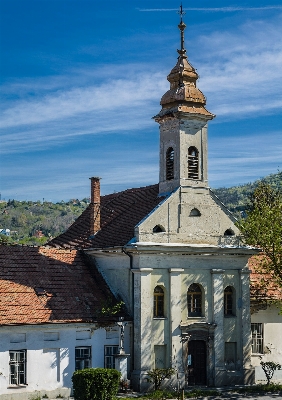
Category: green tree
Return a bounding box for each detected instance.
[237,183,282,288]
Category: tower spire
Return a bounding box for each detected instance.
[177,4,187,58]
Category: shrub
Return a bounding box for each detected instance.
[260,361,282,384]
[72,368,121,400]
[147,368,175,391]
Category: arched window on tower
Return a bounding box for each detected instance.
[188,146,199,179]
[187,283,202,317]
[166,147,174,180]
[154,286,164,317]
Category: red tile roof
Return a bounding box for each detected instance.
[249,255,282,301]
[0,245,121,325]
[50,184,165,249]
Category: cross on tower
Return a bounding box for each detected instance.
[177,4,187,56]
[177,3,186,22]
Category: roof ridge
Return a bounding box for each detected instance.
[101,183,158,201]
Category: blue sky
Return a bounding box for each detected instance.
[1,0,282,202]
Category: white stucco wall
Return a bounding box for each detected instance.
[251,303,282,383]
[93,252,132,313]
[0,322,131,399]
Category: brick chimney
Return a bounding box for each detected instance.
[89,177,101,236]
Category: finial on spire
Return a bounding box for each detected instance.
[177,3,186,22]
[177,4,187,57]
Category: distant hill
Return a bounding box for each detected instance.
[0,172,281,245]
[0,199,89,245]
[213,171,282,216]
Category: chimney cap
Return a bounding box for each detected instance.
[89,176,101,180]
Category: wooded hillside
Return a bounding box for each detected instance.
[1,172,281,245]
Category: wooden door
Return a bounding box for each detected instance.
[187,340,207,385]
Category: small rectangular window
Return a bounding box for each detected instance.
[10,333,26,343]
[75,347,91,370]
[9,350,26,385]
[76,330,91,340]
[154,345,167,369]
[104,345,118,369]
[251,323,263,354]
[44,332,59,341]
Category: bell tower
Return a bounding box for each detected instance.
[154,6,215,194]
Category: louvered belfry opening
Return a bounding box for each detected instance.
[188,146,199,179]
[166,147,174,180]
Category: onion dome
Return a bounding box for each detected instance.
[155,8,215,121]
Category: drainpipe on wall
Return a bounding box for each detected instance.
[122,247,134,375]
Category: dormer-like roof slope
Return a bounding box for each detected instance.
[50,184,165,249]
[0,245,119,325]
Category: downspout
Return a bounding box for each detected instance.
[122,247,134,374]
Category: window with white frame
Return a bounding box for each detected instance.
[9,350,26,385]
[104,345,118,369]
[75,347,91,370]
[251,323,263,354]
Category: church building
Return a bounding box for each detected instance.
[50,12,259,390]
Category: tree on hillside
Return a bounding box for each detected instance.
[237,183,282,288]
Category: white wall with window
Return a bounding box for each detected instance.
[251,303,282,383]
[0,322,131,399]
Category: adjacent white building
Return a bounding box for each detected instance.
[0,246,131,400]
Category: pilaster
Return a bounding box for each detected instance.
[211,269,225,385]
[239,269,254,384]
[131,268,153,391]
[169,268,184,378]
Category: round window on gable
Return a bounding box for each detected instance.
[189,208,201,217]
[224,229,235,236]
[153,225,165,233]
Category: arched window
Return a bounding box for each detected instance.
[224,229,235,236]
[154,286,164,317]
[166,147,174,180]
[187,283,202,317]
[153,225,165,233]
[224,286,235,316]
[188,146,199,179]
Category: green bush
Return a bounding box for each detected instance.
[72,368,121,400]
[260,361,282,384]
[147,368,175,390]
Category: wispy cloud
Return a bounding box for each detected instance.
[0,11,282,200]
[209,131,281,187]
[193,16,282,118]
[138,7,282,12]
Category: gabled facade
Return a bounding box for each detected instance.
[49,13,259,391]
